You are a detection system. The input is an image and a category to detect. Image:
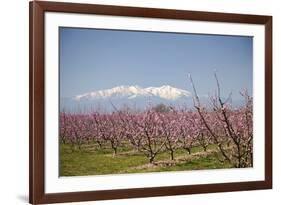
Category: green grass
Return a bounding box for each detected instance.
[59,143,232,176]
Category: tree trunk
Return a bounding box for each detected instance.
[112,147,117,156]
[149,155,155,164]
[203,145,207,152]
[170,150,174,160]
[97,141,103,149]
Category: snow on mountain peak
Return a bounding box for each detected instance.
[75,85,191,101]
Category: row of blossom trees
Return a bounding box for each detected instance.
[60,95,252,167]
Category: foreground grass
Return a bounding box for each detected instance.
[59,143,232,176]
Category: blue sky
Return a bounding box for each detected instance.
[60,27,253,100]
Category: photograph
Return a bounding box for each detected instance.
[59,27,253,176]
[29,1,272,204]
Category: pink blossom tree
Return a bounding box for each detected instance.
[189,73,253,167]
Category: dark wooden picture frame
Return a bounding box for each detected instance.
[29,1,272,204]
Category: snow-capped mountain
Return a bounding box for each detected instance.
[61,85,193,112]
[75,85,191,101]
[60,85,246,112]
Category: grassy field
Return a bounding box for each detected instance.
[59,143,232,176]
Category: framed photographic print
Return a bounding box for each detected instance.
[29,1,272,204]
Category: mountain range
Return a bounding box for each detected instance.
[75,85,191,101]
[61,85,193,112]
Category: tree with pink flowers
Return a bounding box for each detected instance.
[189,73,253,168]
